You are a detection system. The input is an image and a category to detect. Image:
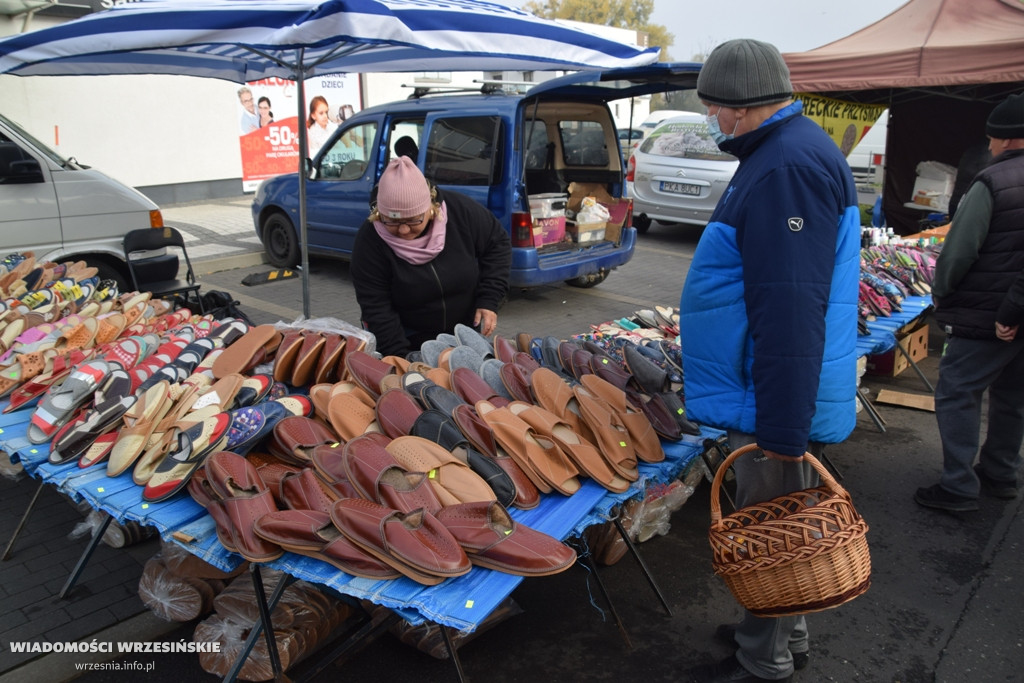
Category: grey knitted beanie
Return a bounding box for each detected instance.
[986,93,1024,140]
[696,38,793,108]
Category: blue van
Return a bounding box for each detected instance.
[252,64,700,288]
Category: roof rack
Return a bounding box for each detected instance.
[401,79,530,99]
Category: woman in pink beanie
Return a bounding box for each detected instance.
[350,156,511,357]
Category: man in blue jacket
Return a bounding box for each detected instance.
[680,39,861,683]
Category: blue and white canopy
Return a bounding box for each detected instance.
[0,0,660,80]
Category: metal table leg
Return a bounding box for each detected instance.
[440,625,467,683]
[895,338,935,393]
[223,568,295,683]
[60,512,113,598]
[612,517,672,617]
[580,552,632,649]
[2,480,43,561]
[858,387,887,433]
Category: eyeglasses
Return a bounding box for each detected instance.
[379,213,427,228]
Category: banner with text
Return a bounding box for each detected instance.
[795,93,886,157]
[236,74,361,192]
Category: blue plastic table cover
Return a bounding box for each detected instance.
[0,397,718,632]
[855,295,932,358]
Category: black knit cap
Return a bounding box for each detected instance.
[986,93,1024,140]
[696,38,793,108]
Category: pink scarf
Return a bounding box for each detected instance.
[373,201,448,265]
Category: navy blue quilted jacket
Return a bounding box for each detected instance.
[679,102,861,454]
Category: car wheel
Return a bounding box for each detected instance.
[262,212,300,268]
[633,214,652,234]
[565,271,608,288]
[92,258,129,293]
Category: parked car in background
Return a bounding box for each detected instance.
[627,112,739,233]
[637,109,687,138]
[846,109,888,190]
[0,111,164,290]
[252,63,703,289]
[617,127,644,158]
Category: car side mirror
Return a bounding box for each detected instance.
[3,158,43,184]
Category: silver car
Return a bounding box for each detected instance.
[627,112,738,233]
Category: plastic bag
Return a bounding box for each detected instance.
[198,573,351,681]
[576,196,611,224]
[69,509,157,549]
[138,554,217,622]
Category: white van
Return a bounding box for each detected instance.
[0,112,164,288]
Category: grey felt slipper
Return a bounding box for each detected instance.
[447,345,485,375]
[436,333,458,347]
[479,358,514,401]
[454,323,494,360]
[420,339,450,368]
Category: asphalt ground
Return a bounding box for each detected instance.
[1,197,1022,682]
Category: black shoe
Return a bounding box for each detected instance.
[914,484,979,511]
[689,654,791,683]
[975,465,1018,499]
[714,624,809,671]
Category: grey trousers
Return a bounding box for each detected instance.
[934,335,1024,497]
[726,430,821,681]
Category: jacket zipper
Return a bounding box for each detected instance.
[428,262,447,332]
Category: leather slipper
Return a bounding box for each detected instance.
[313,333,345,385]
[581,374,665,463]
[253,509,400,579]
[310,441,362,500]
[437,501,577,576]
[142,413,231,502]
[342,433,443,515]
[572,385,639,481]
[270,415,340,466]
[205,451,283,563]
[385,434,497,507]
[375,388,424,439]
[508,400,630,493]
[451,403,540,510]
[107,380,174,476]
[410,409,517,509]
[211,324,281,379]
[290,331,325,387]
[328,391,381,441]
[271,329,304,383]
[329,498,470,585]
[476,400,581,496]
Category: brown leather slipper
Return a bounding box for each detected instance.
[212,324,281,379]
[290,331,326,387]
[272,329,304,383]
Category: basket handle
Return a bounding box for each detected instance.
[709,443,848,523]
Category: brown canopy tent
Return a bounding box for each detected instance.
[783,0,1024,234]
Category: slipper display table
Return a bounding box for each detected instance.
[1,397,718,676]
[854,295,934,432]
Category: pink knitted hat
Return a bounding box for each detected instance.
[376,157,432,219]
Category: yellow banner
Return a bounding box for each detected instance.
[795,93,886,157]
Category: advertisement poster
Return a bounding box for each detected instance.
[795,93,886,157]
[236,74,361,192]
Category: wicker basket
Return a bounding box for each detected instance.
[709,444,871,617]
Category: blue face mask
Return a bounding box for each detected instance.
[705,107,734,146]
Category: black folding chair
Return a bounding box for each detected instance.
[122,226,205,312]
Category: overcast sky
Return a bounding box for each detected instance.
[652,0,910,60]
[503,0,911,61]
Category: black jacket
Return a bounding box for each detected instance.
[935,149,1024,339]
[350,188,510,356]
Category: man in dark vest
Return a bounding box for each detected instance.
[916,93,1024,512]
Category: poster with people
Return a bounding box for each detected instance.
[236,74,361,192]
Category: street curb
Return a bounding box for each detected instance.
[195,251,267,275]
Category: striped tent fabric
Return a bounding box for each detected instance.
[0,0,660,79]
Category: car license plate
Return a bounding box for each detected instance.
[661,181,701,196]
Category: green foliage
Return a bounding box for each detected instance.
[524,0,675,59]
